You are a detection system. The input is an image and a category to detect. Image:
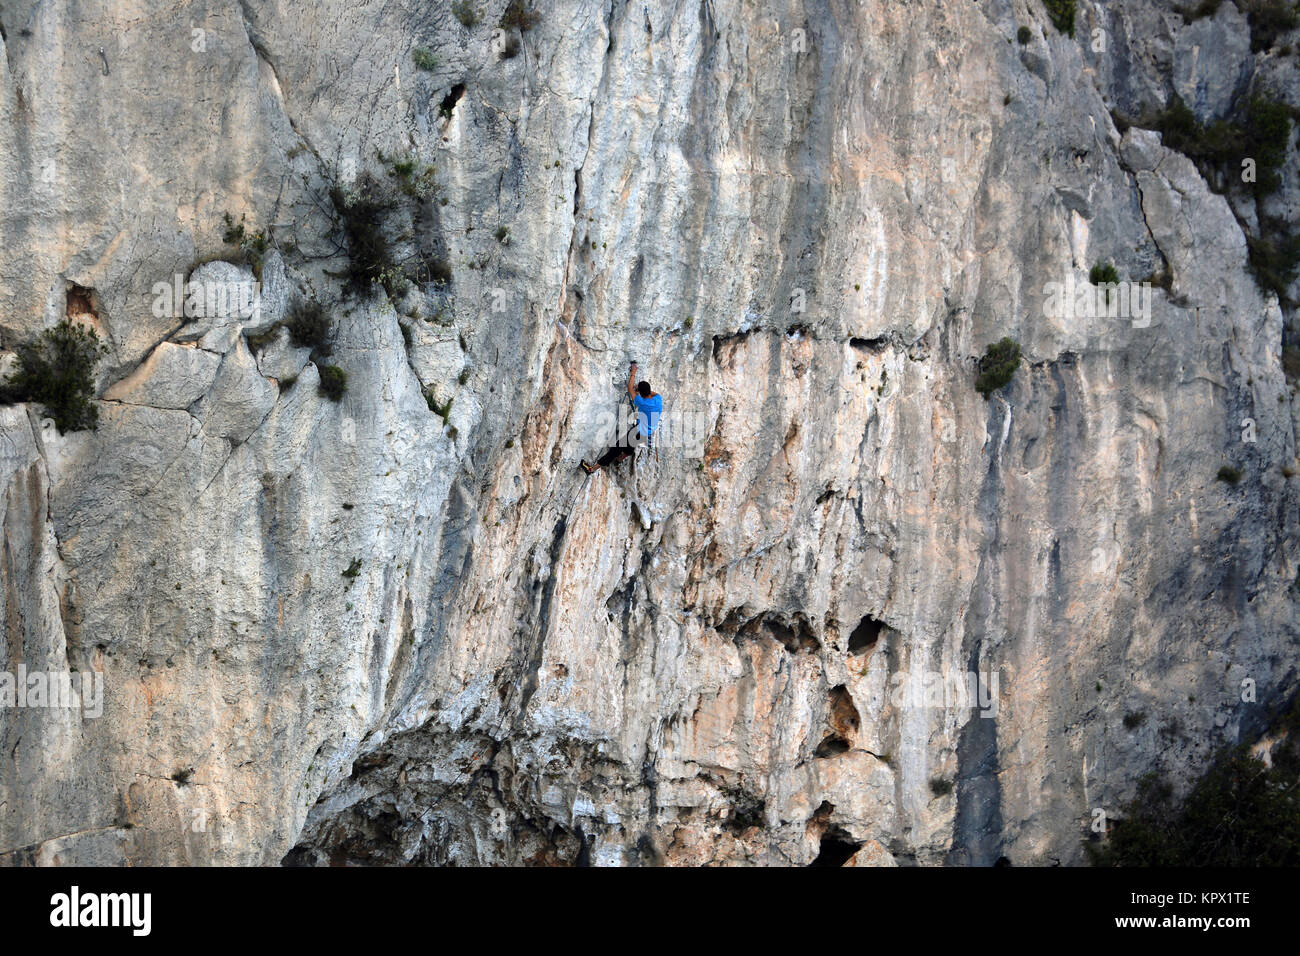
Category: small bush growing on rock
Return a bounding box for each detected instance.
[1283,345,1300,379]
[1090,261,1120,306]
[1217,465,1244,484]
[2,320,107,433]
[1148,93,1296,301]
[411,47,438,71]
[975,337,1022,399]
[222,212,269,273]
[452,1,479,28]
[425,389,453,420]
[1123,710,1147,729]
[500,0,541,32]
[341,558,362,580]
[330,176,397,296]
[1153,94,1293,198]
[246,325,282,353]
[1089,261,1120,286]
[1178,0,1223,19]
[287,300,333,352]
[930,777,954,796]
[382,153,438,200]
[1043,0,1076,36]
[327,164,453,299]
[1017,25,1033,43]
[1087,700,1300,866]
[1247,226,1300,302]
[1241,0,1300,52]
[317,364,347,402]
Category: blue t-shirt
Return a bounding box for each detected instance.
[632,392,663,439]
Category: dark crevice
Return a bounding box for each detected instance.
[724,609,821,653]
[849,336,888,352]
[810,827,862,866]
[827,684,860,736]
[439,83,466,120]
[848,615,884,654]
[711,329,753,364]
[813,734,850,758]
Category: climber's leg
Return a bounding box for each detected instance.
[597,445,631,467]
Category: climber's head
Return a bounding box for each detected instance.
[637,381,652,398]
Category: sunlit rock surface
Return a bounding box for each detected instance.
[0,0,1297,865]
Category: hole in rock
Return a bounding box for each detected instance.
[66,284,98,320]
[814,733,850,758]
[827,684,860,736]
[849,336,886,353]
[848,615,884,654]
[761,616,820,653]
[439,83,466,118]
[810,828,862,867]
[710,329,752,364]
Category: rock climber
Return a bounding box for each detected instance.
[581,361,662,474]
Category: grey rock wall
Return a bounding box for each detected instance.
[0,0,1297,865]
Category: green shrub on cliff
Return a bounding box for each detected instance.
[975,338,1022,399]
[1043,0,1076,36]
[1,320,107,433]
[1088,740,1300,866]
[317,364,347,402]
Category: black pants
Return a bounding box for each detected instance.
[596,424,642,468]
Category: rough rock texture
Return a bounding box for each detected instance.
[1,0,1298,866]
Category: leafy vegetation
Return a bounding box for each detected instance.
[452,1,480,28]
[974,337,1022,399]
[1247,223,1300,300]
[1150,94,1294,198]
[1018,25,1033,44]
[1090,261,1121,306]
[425,389,453,420]
[411,47,438,71]
[222,212,270,273]
[323,166,452,302]
[930,777,954,796]
[1141,93,1298,301]
[382,153,438,200]
[1283,345,1300,379]
[500,0,541,32]
[1178,0,1224,19]
[286,300,333,353]
[1240,0,1300,52]
[1089,261,1120,286]
[317,364,347,402]
[1043,0,1076,36]
[1,320,107,433]
[1087,697,1300,865]
[1217,465,1244,484]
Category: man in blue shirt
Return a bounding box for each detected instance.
[581,361,662,473]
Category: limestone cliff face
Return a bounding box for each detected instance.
[0,0,1297,866]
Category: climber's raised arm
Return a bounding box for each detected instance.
[627,361,639,399]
